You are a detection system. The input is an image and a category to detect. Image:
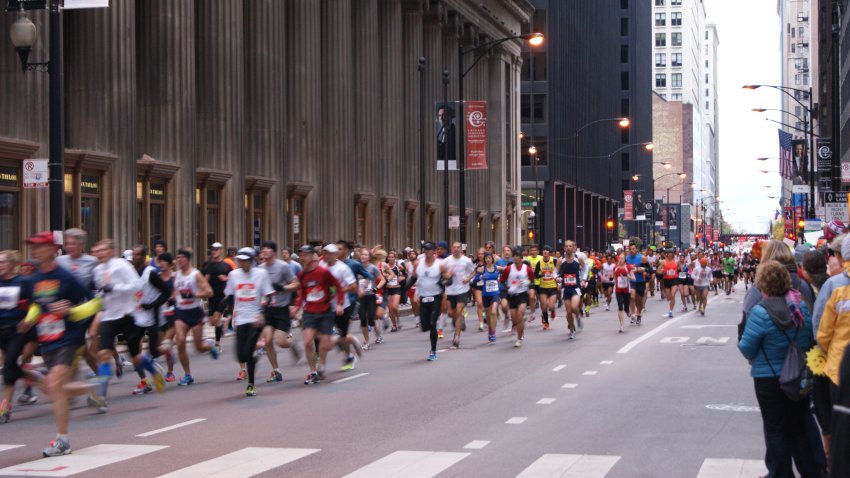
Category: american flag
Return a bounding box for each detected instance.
[778,129,793,180]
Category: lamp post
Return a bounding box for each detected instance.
[8,3,64,236]
[529,144,539,242]
[743,84,815,217]
[660,173,688,241]
[460,32,543,248]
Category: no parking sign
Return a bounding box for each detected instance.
[22,159,48,189]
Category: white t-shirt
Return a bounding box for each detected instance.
[601,263,615,283]
[443,255,475,296]
[93,257,140,321]
[224,267,273,326]
[691,265,712,287]
[174,268,203,310]
[416,258,444,297]
[132,266,160,327]
[326,261,356,309]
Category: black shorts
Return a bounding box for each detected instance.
[335,303,356,336]
[499,289,508,300]
[42,345,84,369]
[615,292,631,311]
[631,282,646,297]
[384,287,401,296]
[303,311,335,335]
[712,270,723,278]
[447,292,469,309]
[507,292,529,309]
[662,278,679,289]
[176,307,205,327]
[99,315,142,357]
[482,295,498,308]
[602,282,614,290]
[585,280,596,293]
[538,287,558,298]
[264,306,291,333]
[562,288,580,300]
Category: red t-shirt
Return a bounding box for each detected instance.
[614,265,632,294]
[296,265,343,314]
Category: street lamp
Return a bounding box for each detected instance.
[8,6,65,237]
[743,84,815,217]
[654,161,672,169]
[606,142,652,197]
[460,32,544,247]
[529,144,540,242]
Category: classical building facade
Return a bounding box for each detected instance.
[0,0,531,257]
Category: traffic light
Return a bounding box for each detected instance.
[797,219,805,235]
[695,233,700,241]
[606,217,615,230]
[527,230,534,242]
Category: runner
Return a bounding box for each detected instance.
[358,248,385,349]
[625,244,648,325]
[600,254,615,311]
[710,253,723,295]
[371,249,390,338]
[678,253,692,313]
[496,246,514,333]
[471,248,486,332]
[325,242,364,371]
[443,241,476,349]
[257,241,300,385]
[173,248,219,386]
[382,250,403,332]
[500,247,534,347]
[526,245,542,322]
[293,245,344,384]
[405,242,450,360]
[722,251,737,295]
[645,248,658,297]
[473,252,500,343]
[534,245,559,330]
[17,232,100,457]
[660,250,679,318]
[613,252,635,333]
[128,245,169,395]
[0,250,34,423]
[558,241,584,339]
[202,242,233,354]
[151,253,177,382]
[404,248,420,324]
[581,253,596,318]
[691,256,712,315]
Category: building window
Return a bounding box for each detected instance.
[655,0,664,5]
[672,53,682,66]
[0,165,20,251]
[671,12,682,26]
[65,171,103,249]
[621,71,629,90]
[655,74,667,87]
[521,94,546,123]
[671,93,682,100]
[621,98,630,117]
[655,13,666,26]
[621,153,630,171]
[671,0,681,4]
[287,194,306,247]
[655,53,666,67]
[672,73,682,87]
[672,32,682,46]
[136,179,167,249]
[620,0,628,8]
[354,199,369,246]
[404,206,416,248]
[655,33,666,46]
[620,18,628,36]
[196,186,223,257]
[245,192,267,248]
[621,45,629,63]
[381,201,395,249]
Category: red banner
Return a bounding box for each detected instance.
[465,101,487,170]
[784,206,794,236]
[705,225,713,242]
[624,190,634,221]
[713,226,719,241]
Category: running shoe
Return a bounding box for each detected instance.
[427,351,437,361]
[636,316,642,325]
[577,316,584,332]
[164,372,176,383]
[152,371,166,393]
[340,356,356,372]
[304,372,320,385]
[215,343,223,355]
[450,337,460,350]
[266,370,283,383]
[543,322,550,330]
[132,381,152,395]
[207,339,220,360]
[178,375,194,386]
[245,384,257,397]
[478,322,485,332]
[225,327,236,337]
[289,339,303,363]
[0,400,10,424]
[42,437,71,457]
[513,339,522,348]
[629,316,636,325]
[488,334,496,343]
[236,369,247,381]
[375,336,384,344]
[437,329,444,339]
[605,305,610,311]
[618,326,624,333]
[16,390,38,405]
[568,331,577,340]
[87,394,107,414]
[665,311,673,318]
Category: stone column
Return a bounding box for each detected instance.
[401,1,423,244]
[195,0,244,247]
[136,0,196,250]
[380,0,403,243]
[423,4,443,239]
[353,0,379,242]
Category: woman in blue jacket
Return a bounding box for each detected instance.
[738,260,819,478]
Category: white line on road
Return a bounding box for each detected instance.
[516,454,621,478]
[437,349,448,353]
[696,458,767,478]
[343,451,470,478]
[0,445,24,453]
[600,360,613,365]
[158,447,319,478]
[137,419,206,437]
[505,417,528,424]
[333,372,369,384]
[561,383,578,389]
[680,324,736,329]
[463,440,491,450]
[582,371,598,376]
[536,398,556,405]
[552,364,566,372]
[617,296,724,354]
[0,444,168,477]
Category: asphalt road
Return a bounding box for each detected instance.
[0,281,770,477]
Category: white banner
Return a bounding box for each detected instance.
[63,0,109,9]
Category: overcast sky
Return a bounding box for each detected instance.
[705,0,782,233]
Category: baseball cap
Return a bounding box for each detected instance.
[26,231,56,246]
[211,242,223,249]
[122,250,133,261]
[825,220,848,241]
[423,241,436,251]
[235,247,255,261]
[322,243,340,254]
[298,245,315,255]
[437,241,449,250]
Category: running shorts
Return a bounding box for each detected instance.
[264,306,291,333]
[176,307,205,327]
[303,311,335,335]
[507,292,529,309]
[447,292,469,309]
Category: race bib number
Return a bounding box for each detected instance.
[678,272,687,279]
[376,294,383,306]
[306,288,325,302]
[617,276,629,289]
[178,288,195,305]
[543,271,553,280]
[236,283,257,302]
[564,274,577,286]
[665,269,676,278]
[0,286,21,310]
[36,313,65,343]
[485,280,499,293]
[388,278,398,287]
[421,296,435,303]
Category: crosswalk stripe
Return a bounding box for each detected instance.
[342,451,470,478]
[0,445,25,453]
[516,454,620,478]
[0,444,168,477]
[696,458,767,478]
[157,447,319,478]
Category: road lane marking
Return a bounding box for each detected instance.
[333,373,369,384]
[600,360,613,365]
[617,296,722,354]
[561,383,578,389]
[0,444,168,477]
[342,451,470,478]
[552,364,566,372]
[536,398,556,405]
[158,447,319,478]
[696,458,767,478]
[505,417,528,424]
[0,445,25,453]
[705,404,760,412]
[436,349,448,353]
[516,454,621,477]
[680,324,736,329]
[137,419,206,437]
[582,371,598,376]
[463,440,491,450]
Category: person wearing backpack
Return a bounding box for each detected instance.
[739,260,820,478]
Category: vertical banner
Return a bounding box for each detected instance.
[713,226,719,242]
[706,225,713,242]
[784,206,794,236]
[654,200,664,227]
[436,101,458,170]
[665,205,679,230]
[624,190,634,221]
[465,101,488,170]
[791,138,810,193]
[816,138,833,191]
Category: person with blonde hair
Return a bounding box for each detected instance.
[0,250,33,423]
[744,240,814,317]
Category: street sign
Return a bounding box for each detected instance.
[636,215,646,221]
[805,219,823,231]
[824,191,849,224]
[22,159,48,188]
[6,0,46,12]
[448,215,460,230]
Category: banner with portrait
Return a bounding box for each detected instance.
[791,139,810,193]
[436,101,458,170]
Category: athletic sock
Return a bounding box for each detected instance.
[97,363,111,397]
[141,355,157,375]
